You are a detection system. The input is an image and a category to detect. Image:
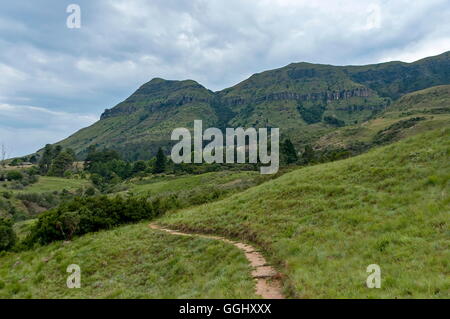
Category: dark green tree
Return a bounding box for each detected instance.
[39,144,54,174]
[281,138,298,164]
[0,217,16,251]
[301,144,315,164]
[53,145,63,157]
[132,160,147,175]
[10,158,22,166]
[85,149,120,170]
[29,155,37,164]
[6,170,23,181]
[153,147,166,174]
[48,150,75,177]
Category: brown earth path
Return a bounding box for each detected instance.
[148,223,284,299]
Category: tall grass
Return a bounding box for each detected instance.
[158,128,450,298]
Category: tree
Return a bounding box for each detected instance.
[0,217,16,251]
[281,138,298,164]
[29,155,38,164]
[39,144,54,174]
[84,148,120,171]
[6,170,23,181]
[132,160,147,175]
[53,145,63,157]
[153,147,166,174]
[301,144,315,164]
[48,151,75,177]
[324,116,345,127]
[10,158,22,166]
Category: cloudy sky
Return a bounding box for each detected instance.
[1,0,449,157]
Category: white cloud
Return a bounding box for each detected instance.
[377,37,450,63]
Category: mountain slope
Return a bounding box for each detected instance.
[345,51,450,99]
[53,51,450,159]
[315,84,450,151]
[57,78,219,160]
[157,127,450,298]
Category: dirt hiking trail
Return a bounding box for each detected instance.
[149,223,284,299]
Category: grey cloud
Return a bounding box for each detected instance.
[0,0,449,156]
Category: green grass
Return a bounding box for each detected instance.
[1,177,92,220]
[9,176,91,194]
[316,84,450,150]
[0,221,257,298]
[158,128,450,298]
[117,171,262,196]
[12,219,36,240]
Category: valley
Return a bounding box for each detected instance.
[0,52,449,299]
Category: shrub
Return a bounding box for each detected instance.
[324,115,345,127]
[16,192,58,209]
[84,186,96,196]
[6,171,23,181]
[0,217,16,251]
[373,117,426,145]
[24,195,163,246]
[9,182,24,190]
[2,192,11,199]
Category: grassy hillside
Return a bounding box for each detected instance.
[114,170,263,196]
[56,78,219,160]
[315,85,450,150]
[157,128,450,298]
[0,221,257,298]
[0,176,92,221]
[9,176,90,194]
[345,51,450,100]
[219,62,388,144]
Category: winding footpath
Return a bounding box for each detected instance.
[149,224,284,299]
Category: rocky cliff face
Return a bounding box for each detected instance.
[100,95,214,119]
[221,87,372,107]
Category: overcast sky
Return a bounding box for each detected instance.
[1,0,450,157]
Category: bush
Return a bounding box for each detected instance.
[0,217,16,251]
[9,182,24,190]
[16,192,58,209]
[84,186,96,196]
[2,192,11,199]
[6,171,23,181]
[24,195,164,246]
[324,116,345,127]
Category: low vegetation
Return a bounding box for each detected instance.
[0,84,448,298]
[0,222,256,298]
[0,176,92,222]
[158,128,450,298]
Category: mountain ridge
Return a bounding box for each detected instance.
[51,51,450,160]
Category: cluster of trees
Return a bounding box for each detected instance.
[297,104,326,124]
[281,138,353,166]
[85,146,167,190]
[23,195,170,247]
[323,115,345,127]
[39,144,76,177]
